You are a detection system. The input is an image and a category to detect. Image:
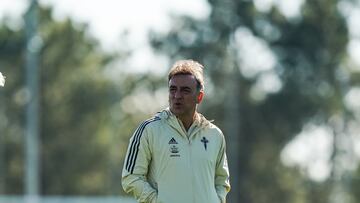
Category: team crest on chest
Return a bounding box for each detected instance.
[201,137,209,151]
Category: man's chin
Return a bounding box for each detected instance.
[170,108,184,116]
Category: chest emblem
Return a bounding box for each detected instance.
[170,145,179,153]
[169,137,180,157]
[201,137,209,150]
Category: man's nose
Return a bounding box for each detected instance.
[174,90,182,98]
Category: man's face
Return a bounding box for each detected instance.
[168,74,203,118]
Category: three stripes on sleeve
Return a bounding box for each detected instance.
[125,117,161,174]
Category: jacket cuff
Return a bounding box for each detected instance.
[148,191,158,203]
[139,185,157,203]
[216,186,227,203]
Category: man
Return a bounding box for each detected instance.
[122,59,230,203]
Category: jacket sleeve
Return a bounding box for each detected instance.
[122,124,157,203]
[215,135,231,203]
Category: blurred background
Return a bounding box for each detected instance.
[1,0,360,202]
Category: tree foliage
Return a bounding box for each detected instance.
[1,7,118,195]
[0,6,168,196]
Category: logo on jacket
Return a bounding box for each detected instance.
[201,137,209,150]
[169,138,180,157]
[170,145,179,153]
[170,145,180,157]
[168,137,178,144]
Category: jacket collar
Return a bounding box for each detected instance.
[157,108,212,129]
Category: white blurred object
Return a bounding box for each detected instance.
[0,72,5,87]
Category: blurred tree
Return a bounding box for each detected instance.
[0,5,168,196]
[0,6,117,195]
[150,0,359,202]
[0,14,27,195]
[38,8,117,195]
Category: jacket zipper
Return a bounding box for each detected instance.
[187,135,196,203]
[168,117,199,203]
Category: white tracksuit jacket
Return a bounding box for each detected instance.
[122,109,231,203]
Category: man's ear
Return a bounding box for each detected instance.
[197,91,204,104]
